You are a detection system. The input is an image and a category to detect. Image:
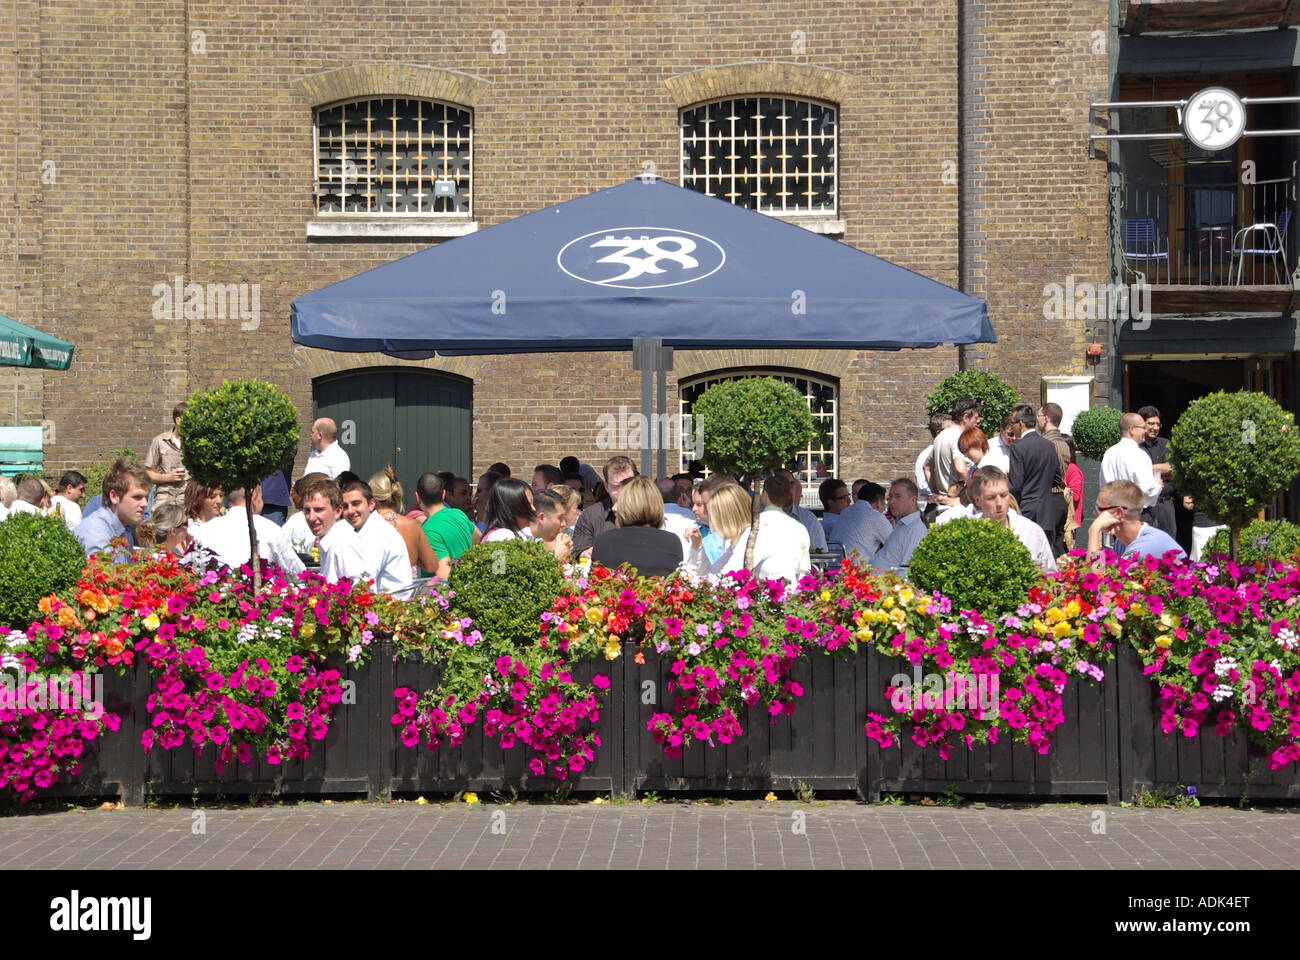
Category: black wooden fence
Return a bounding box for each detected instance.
[32,639,1297,803]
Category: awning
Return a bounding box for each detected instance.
[291,177,993,356]
[0,313,75,370]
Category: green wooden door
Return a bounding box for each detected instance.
[313,369,472,501]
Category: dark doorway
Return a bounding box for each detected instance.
[313,368,473,504]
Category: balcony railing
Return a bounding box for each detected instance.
[1118,171,1295,286]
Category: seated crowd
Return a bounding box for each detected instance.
[1,396,1197,594]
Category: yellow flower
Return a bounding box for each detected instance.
[856,627,873,642]
[592,796,607,805]
[604,638,621,660]
[1129,602,1145,616]
[764,792,778,803]
[899,588,914,605]
[586,607,605,624]
[882,597,895,609]
[1052,621,1073,638]
[414,796,428,805]
[1066,600,1081,618]
[1154,634,1172,649]
[463,792,479,804]
[1159,613,1176,630]
[819,590,831,602]
[300,621,317,639]
[142,614,161,632]
[1046,607,1065,623]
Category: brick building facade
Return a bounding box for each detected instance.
[6,0,1239,501]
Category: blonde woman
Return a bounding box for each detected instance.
[149,501,193,557]
[369,467,437,576]
[684,479,811,583]
[589,475,683,577]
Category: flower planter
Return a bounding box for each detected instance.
[864,647,1120,802]
[1116,644,1300,801]
[389,651,620,796]
[623,641,869,796]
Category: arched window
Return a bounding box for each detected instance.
[313,98,472,216]
[680,97,838,216]
[679,370,838,505]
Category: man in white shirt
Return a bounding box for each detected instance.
[657,478,696,555]
[303,418,351,481]
[300,475,368,584]
[342,479,413,594]
[931,399,981,496]
[831,481,893,563]
[871,479,928,572]
[8,477,48,515]
[981,414,1016,474]
[193,485,304,578]
[1099,412,1162,510]
[915,413,951,501]
[722,473,810,582]
[970,466,1057,572]
[777,469,828,552]
[50,470,87,529]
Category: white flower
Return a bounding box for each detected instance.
[1212,684,1235,702]
[1214,656,1238,678]
[6,630,27,649]
[687,642,702,657]
[347,644,363,662]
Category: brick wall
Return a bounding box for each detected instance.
[11,0,1107,486]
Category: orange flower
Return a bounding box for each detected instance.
[37,595,57,615]
[104,637,124,657]
[633,651,646,665]
[57,606,81,629]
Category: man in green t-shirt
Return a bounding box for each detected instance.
[417,473,476,579]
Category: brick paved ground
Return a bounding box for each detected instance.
[2,800,1298,869]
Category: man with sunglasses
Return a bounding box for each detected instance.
[1085,479,1185,562]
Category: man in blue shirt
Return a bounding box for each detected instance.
[871,478,929,572]
[74,458,151,561]
[1085,479,1186,563]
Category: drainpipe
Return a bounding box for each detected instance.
[956,0,984,372]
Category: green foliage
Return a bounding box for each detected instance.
[82,448,137,503]
[924,370,1019,434]
[449,541,566,649]
[907,517,1041,618]
[1169,391,1300,549]
[1070,406,1122,461]
[178,379,299,493]
[0,513,86,628]
[1203,519,1300,564]
[691,377,816,478]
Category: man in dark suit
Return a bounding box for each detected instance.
[1008,404,1064,554]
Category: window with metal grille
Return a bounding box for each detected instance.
[313,98,472,215]
[679,370,838,507]
[681,97,837,215]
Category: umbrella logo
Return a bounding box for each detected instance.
[558,227,725,289]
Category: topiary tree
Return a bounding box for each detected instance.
[178,379,300,593]
[925,370,1019,435]
[907,517,1042,618]
[1203,519,1300,565]
[691,377,817,569]
[0,513,86,628]
[1070,406,1122,461]
[1170,390,1300,560]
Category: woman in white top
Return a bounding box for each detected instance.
[481,478,537,543]
[683,480,811,583]
[184,481,224,535]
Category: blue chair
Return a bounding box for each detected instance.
[1123,218,1169,281]
[1230,209,1291,285]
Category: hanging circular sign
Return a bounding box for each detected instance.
[1182,86,1245,152]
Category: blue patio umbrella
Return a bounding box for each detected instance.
[291,177,993,356]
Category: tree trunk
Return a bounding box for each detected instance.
[743,477,763,573]
[245,484,261,594]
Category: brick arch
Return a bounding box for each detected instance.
[294,63,489,108]
[663,62,855,108]
[673,348,855,381]
[292,345,485,382]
